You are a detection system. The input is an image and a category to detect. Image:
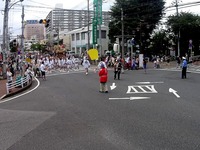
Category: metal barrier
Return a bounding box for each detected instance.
[6,75,31,94]
[191,55,200,61]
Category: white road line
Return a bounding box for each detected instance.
[136,81,164,84]
[47,70,85,77]
[0,77,40,104]
[109,97,150,100]
[127,85,158,94]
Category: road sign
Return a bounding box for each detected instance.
[92,19,97,45]
[92,0,102,45]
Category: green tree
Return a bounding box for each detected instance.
[108,0,165,54]
[166,12,200,56]
[31,43,46,53]
[150,29,171,56]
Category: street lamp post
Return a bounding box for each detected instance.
[2,0,24,78]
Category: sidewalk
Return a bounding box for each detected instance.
[0,76,31,100]
[0,79,7,99]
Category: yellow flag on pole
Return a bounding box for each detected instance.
[87,49,99,60]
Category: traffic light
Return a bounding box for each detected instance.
[39,19,43,24]
[45,19,50,28]
[39,19,50,28]
[13,39,17,47]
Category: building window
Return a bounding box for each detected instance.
[76,33,80,40]
[72,34,75,41]
[97,30,107,39]
[81,32,86,40]
[77,47,80,54]
[101,30,107,39]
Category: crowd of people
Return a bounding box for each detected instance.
[5,54,81,83]
[4,52,189,94]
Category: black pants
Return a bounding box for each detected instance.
[114,71,121,80]
[182,67,187,78]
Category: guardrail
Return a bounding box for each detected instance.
[6,75,32,94]
[191,55,200,62]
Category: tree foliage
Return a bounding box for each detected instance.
[166,12,200,56]
[150,30,171,56]
[31,43,46,53]
[108,0,165,44]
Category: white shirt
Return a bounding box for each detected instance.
[7,71,12,82]
[82,59,90,69]
[40,64,46,72]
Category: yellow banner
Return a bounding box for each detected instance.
[87,49,99,60]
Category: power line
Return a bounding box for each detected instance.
[28,0,52,7]
[165,1,200,11]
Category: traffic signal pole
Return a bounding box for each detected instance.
[2,0,9,78]
[2,0,24,79]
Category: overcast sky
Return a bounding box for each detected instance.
[0,0,200,37]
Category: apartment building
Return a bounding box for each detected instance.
[24,20,46,41]
[45,8,110,35]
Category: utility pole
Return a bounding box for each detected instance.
[98,0,102,57]
[21,5,25,62]
[87,0,90,51]
[121,8,125,62]
[175,0,180,57]
[2,0,9,78]
[20,5,25,76]
[2,0,24,78]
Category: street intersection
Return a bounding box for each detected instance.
[0,64,200,149]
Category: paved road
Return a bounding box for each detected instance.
[0,68,200,150]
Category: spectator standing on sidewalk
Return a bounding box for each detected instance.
[40,61,46,80]
[98,63,108,93]
[181,57,187,79]
[6,67,13,92]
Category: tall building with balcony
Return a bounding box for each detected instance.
[45,8,110,37]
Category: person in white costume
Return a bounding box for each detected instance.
[82,57,90,75]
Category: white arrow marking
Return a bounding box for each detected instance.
[109,97,150,100]
[136,81,164,84]
[169,88,180,98]
[110,83,117,90]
